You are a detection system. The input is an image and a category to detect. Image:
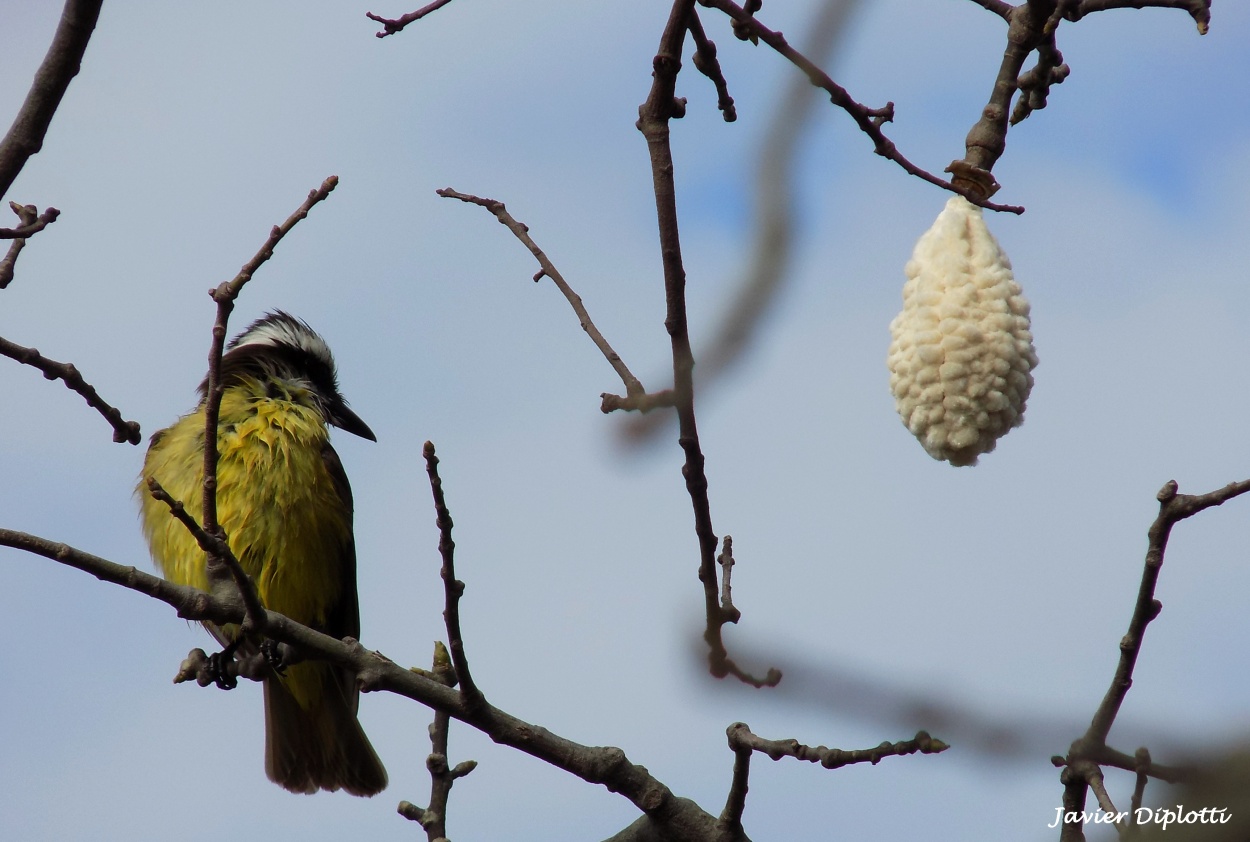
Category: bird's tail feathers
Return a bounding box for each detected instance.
[263,665,388,797]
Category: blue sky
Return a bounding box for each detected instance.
[3,2,1249,840]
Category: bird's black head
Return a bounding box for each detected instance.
[206,311,376,441]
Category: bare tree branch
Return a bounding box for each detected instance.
[398,642,476,840]
[622,0,860,446]
[1053,478,1250,836]
[688,9,737,122]
[435,187,658,411]
[0,526,752,842]
[366,0,457,39]
[726,722,948,770]
[197,175,339,562]
[954,1,1053,194]
[0,333,141,444]
[0,0,103,201]
[1065,0,1210,33]
[0,203,45,286]
[0,203,59,240]
[423,441,485,712]
[1128,748,1151,830]
[956,0,1204,194]
[145,477,267,638]
[1088,479,1250,745]
[698,0,1026,213]
[638,0,780,690]
[720,726,752,831]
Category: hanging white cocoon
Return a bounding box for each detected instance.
[887,196,1038,466]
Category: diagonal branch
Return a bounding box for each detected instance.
[698,0,1025,213]
[198,176,339,541]
[0,334,141,444]
[0,526,745,842]
[435,186,672,414]
[688,9,737,122]
[145,478,266,636]
[0,0,103,201]
[1054,478,1250,835]
[366,0,458,38]
[1087,478,1250,745]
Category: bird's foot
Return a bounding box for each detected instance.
[207,642,240,690]
[260,639,287,676]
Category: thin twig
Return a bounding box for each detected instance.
[423,441,485,711]
[720,723,752,830]
[436,187,652,407]
[1,203,38,286]
[199,176,339,547]
[688,10,737,122]
[400,642,477,839]
[726,722,948,770]
[1088,743,1188,784]
[1078,762,1124,831]
[166,176,339,645]
[0,334,141,444]
[1011,27,1070,125]
[0,203,59,241]
[600,389,677,414]
[716,536,740,623]
[1053,478,1250,835]
[366,0,457,38]
[1059,763,1091,842]
[0,0,103,200]
[1088,479,1250,743]
[1127,748,1151,834]
[145,478,266,635]
[624,0,860,445]
[1065,0,1210,33]
[698,0,1025,213]
[638,0,780,689]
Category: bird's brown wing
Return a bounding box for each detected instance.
[262,439,386,796]
[320,440,362,645]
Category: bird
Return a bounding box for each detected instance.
[137,310,388,796]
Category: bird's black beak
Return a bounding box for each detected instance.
[329,400,377,442]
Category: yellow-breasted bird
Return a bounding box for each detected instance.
[138,311,387,796]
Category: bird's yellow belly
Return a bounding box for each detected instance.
[139,396,351,632]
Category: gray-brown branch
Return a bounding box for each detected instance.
[435,187,662,413]
[0,527,750,842]
[698,0,1025,213]
[0,0,103,201]
[0,334,140,444]
[422,441,484,710]
[638,0,779,689]
[1053,478,1250,838]
[366,0,458,38]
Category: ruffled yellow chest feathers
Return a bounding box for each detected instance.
[138,377,351,630]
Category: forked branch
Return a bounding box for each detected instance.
[1053,478,1250,837]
